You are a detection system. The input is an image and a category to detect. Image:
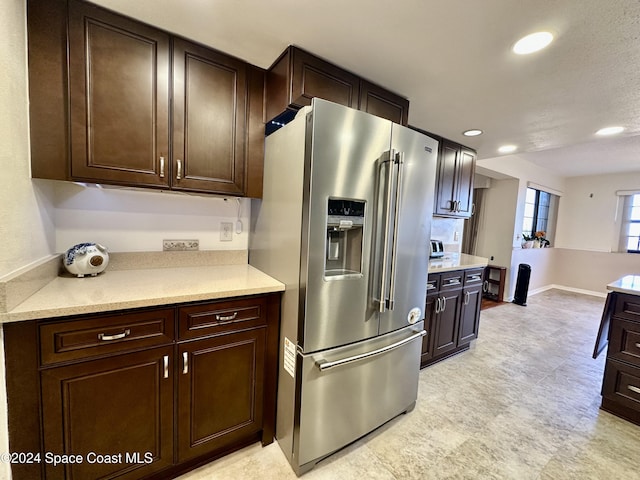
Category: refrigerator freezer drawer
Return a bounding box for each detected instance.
[293,322,424,471]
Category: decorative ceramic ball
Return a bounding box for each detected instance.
[63,243,109,278]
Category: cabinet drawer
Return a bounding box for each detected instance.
[426,274,440,294]
[464,268,484,286]
[613,293,640,323]
[440,271,463,291]
[609,317,640,366]
[40,308,175,366]
[602,359,640,412]
[178,296,267,340]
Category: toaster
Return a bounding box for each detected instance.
[429,239,444,258]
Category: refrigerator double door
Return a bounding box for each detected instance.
[300,99,437,353]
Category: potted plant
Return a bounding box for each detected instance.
[522,233,534,248]
[534,231,550,248]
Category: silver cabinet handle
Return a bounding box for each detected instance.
[483,280,489,292]
[442,296,447,312]
[465,291,470,305]
[98,329,131,341]
[182,352,189,374]
[628,385,640,394]
[159,156,165,178]
[216,312,238,322]
[635,343,640,349]
[471,203,476,216]
[176,159,182,180]
[316,330,426,371]
[163,355,169,379]
[435,297,441,314]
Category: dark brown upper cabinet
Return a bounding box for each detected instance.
[172,39,247,195]
[28,0,265,197]
[266,46,409,126]
[434,139,476,218]
[359,80,409,126]
[68,0,171,188]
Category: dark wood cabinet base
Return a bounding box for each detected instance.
[600,398,640,426]
[421,343,470,369]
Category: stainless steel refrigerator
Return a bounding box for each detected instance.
[250,99,438,475]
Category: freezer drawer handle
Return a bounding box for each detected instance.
[628,385,640,395]
[316,330,426,371]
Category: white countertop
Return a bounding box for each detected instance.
[428,253,489,273]
[607,275,640,295]
[0,264,284,323]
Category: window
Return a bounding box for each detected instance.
[523,187,552,238]
[623,194,640,253]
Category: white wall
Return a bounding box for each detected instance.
[555,172,640,252]
[0,0,54,280]
[53,183,250,253]
[474,178,519,295]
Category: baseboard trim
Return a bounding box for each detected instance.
[526,284,607,299]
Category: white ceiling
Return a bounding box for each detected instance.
[89,0,640,178]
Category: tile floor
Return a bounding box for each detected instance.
[178,289,640,479]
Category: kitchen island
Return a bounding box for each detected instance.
[594,275,640,426]
[1,252,284,480]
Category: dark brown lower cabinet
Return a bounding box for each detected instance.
[177,328,265,462]
[458,284,482,346]
[421,268,483,368]
[41,347,174,480]
[3,292,280,480]
[598,292,640,425]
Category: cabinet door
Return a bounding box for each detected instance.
[172,38,248,195]
[455,147,476,217]
[458,285,482,346]
[41,346,174,480]
[68,0,170,187]
[434,141,459,215]
[421,292,439,366]
[359,80,409,125]
[432,289,462,357]
[177,328,266,462]
[291,47,361,109]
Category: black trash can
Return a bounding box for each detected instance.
[513,263,531,306]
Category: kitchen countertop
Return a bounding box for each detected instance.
[607,275,640,295]
[0,264,284,323]
[428,253,489,273]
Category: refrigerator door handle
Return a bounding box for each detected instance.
[378,150,396,313]
[387,151,404,311]
[316,330,427,371]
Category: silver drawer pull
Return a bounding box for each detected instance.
[468,275,481,281]
[628,385,640,394]
[98,329,131,341]
[635,343,640,349]
[182,352,189,374]
[316,330,426,371]
[446,280,461,286]
[427,284,437,290]
[163,355,169,379]
[216,312,238,322]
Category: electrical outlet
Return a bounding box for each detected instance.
[163,239,199,251]
[454,231,459,241]
[220,222,233,241]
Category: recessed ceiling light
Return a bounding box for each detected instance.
[595,126,624,136]
[512,31,554,55]
[498,145,518,154]
[463,129,483,137]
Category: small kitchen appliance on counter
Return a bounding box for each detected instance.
[429,239,445,258]
[63,243,109,277]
